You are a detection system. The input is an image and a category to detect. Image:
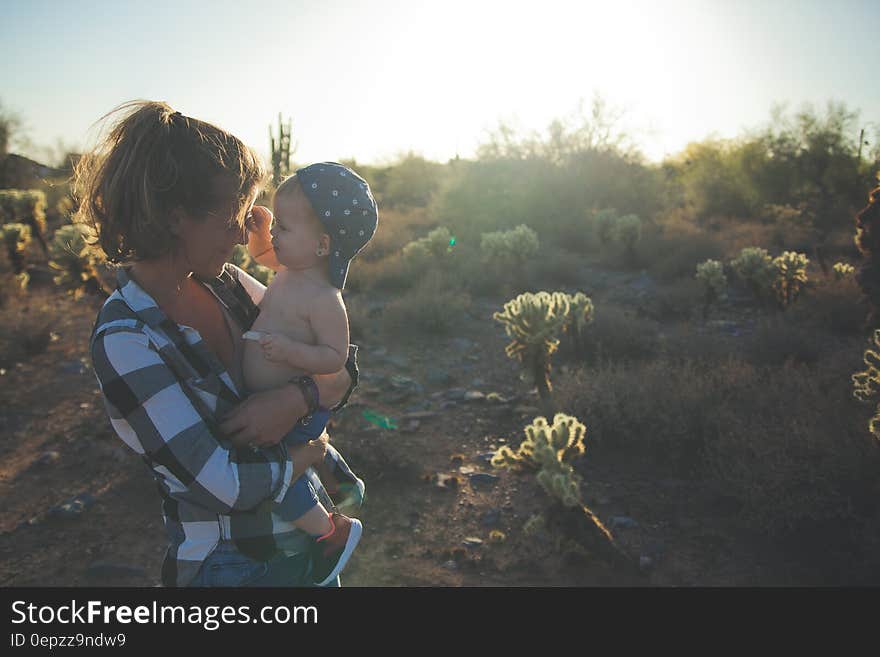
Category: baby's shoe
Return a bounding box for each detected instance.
[311,513,363,586]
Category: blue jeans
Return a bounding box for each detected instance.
[187,540,340,587]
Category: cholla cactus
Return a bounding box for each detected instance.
[772,251,809,309]
[614,214,642,258]
[48,224,106,298]
[731,246,776,303]
[695,259,727,320]
[492,413,587,507]
[562,292,594,358]
[852,328,880,440]
[480,224,539,267]
[402,226,452,262]
[0,190,48,255]
[493,291,570,408]
[1,222,32,274]
[833,262,855,281]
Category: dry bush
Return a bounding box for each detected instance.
[358,207,437,262]
[784,276,867,337]
[743,315,829,367]
[640,276,702,322]
[379,270,472,338]
[346,253,416,293]
[638,222,726,281]
[702,348,879,537]
[574,304,662,364]
[529,249,590,288]
[555,352,880,537]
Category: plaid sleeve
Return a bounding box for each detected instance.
[91,327,294,513]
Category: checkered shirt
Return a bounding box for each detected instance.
[89,263,357,586]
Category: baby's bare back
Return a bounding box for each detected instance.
[242,271,327,393]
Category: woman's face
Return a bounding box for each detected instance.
[175,180,258,278]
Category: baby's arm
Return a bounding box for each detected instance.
[259,289,350,374]
[247,205,287,271]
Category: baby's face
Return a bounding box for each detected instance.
[271,183,327,268]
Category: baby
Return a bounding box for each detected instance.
[243,162,377,586]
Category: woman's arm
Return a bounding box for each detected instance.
[91,327,299,513]
[218,366,353,447]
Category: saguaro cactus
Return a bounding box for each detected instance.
[493,291,570,411]
[269,114,293,187]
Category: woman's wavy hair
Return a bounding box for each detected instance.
[73,100,266,264]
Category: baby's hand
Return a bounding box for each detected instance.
[258,332,296,364]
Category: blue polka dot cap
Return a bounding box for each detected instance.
[295,162,379,290]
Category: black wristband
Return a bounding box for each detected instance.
[289,375,320,418]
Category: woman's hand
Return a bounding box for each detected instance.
[218,384,306,449]
[289,432,329,479]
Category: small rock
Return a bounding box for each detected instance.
[49,493,97,519]
[476,452,497,464]
[468,472,500,488]
[463,391,485,402]
[59,360,87,375]
[386,355,410,369]
[426,369,453,386]
[481,509,501,527]
[485,392,512,404]
[445,388,467,401]
[611,516,638,529]
[458,465,475,474]
[34,451,61,467]
[639,555,653,571]
[401,410,438,421]
[462,537,484,548]
[470,378,486,387]
[442,560,459,571]
[514,405,540,415]
[451,338,475,351]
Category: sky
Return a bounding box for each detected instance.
[1,0,878,166]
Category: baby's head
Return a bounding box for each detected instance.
[272,162,378,289]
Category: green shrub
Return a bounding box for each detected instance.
[594,209,617,245]
[480,224,539,268]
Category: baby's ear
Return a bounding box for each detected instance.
[320,234,331,251]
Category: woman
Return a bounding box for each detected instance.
[77,100,358,587]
